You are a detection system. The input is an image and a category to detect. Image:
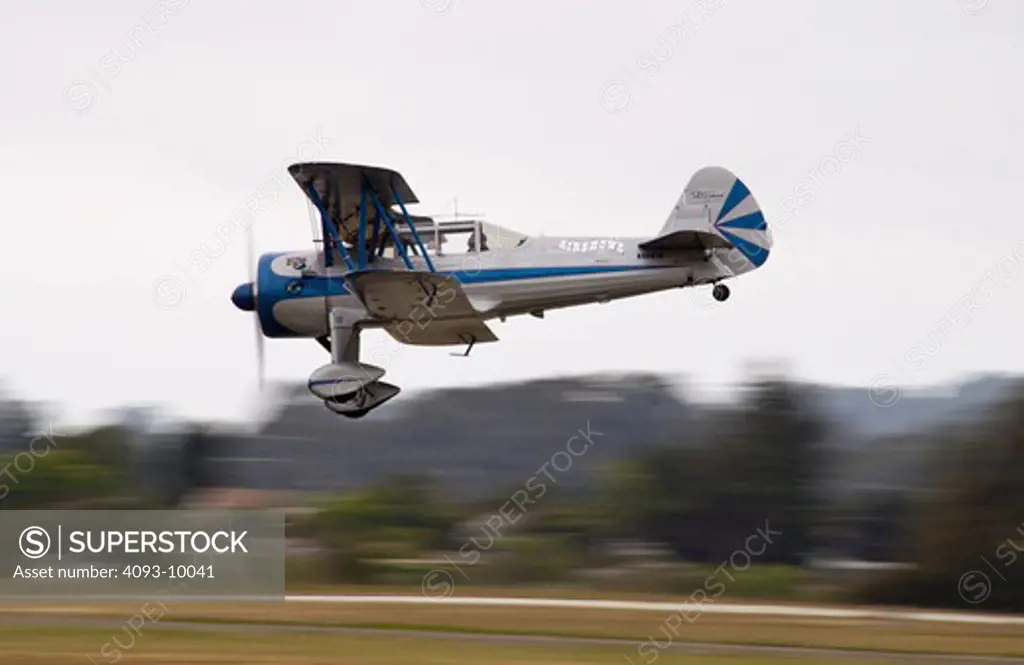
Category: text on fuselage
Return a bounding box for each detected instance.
[558,239,625,254]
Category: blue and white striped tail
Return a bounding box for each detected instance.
[662,167,772,269]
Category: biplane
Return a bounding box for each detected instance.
[230,163,772,418]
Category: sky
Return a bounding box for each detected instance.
[1,0,1022,426]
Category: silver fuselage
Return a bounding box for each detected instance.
[257,235,755,338]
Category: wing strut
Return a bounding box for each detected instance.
[363,176,415,272]
[358,184,368,270]
[305,184,356,271]
[392,185,436,273]
[297,165,439,275]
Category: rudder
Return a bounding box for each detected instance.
[657,167,772,268]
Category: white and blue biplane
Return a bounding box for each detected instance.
[231,163,772,418]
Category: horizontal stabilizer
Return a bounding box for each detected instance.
[639,229,733,252]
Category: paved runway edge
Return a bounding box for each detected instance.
[285,594,1024,627]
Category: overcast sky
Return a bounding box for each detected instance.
[2,0,1022,426]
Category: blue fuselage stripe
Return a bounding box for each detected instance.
[317,264,663,293]
[255,258,668,337]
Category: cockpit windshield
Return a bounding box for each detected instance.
[479,222,529,251]
[433,221,529,256]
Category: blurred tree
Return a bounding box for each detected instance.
[596,376,827,564]
[484,534,585,585]
[0,450,118,509]
[0,391,35,455]
[514,502,604,561]
[708,377,827,563]
[597,450,703,556]
[306,474,456,583]
[70,425,132,477]
[825,490,914,561]
[861,381,1024,609]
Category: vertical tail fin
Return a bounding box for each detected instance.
[653,167,772,268]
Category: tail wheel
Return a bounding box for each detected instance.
[712,284,730,302]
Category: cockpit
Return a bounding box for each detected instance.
[397,218,529,257]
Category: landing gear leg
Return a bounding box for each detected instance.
[307,308,379,403]
[326,308,364,402]
[712,283,731,302]
[315,309,402,416]
[329,308,361,363]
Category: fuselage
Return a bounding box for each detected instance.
[239,235,756,338]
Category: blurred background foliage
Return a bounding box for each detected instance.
[2,371,1023,610]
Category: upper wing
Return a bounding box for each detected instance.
[288,162,421,246]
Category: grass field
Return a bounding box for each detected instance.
[3,594,1024,663]
[0,625,986,665]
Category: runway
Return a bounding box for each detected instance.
[285,594,1024,627]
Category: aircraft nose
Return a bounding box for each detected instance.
[231,283,255,312]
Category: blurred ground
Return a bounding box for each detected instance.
[7,625,991,665]
[4,596,1024,663]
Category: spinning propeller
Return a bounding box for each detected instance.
[230,225,265,391]
[305,198,333,351]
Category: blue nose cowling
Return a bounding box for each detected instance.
[231,283,255,312]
